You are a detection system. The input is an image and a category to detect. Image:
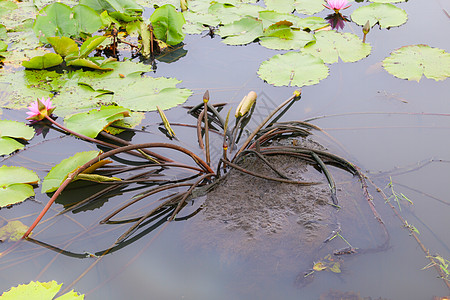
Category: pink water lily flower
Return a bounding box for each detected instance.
[323,0,351,13]
[26,97,56,121]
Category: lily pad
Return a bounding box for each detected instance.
[47,37,79,58]
[297,17,329,31]
[22,53,63,69]
[302,30,371,63]
[41,150,101,193]
[0,221,29,242]
[294,0,325,15]
[33,3,78,43]
[0,281,84,299]
[382,45,450,82]
[257,51,329,87]
[351,3,407,28]
[64,105,130,138]
[218,16,263,45]
[0,120,35,155]
[259,23,315,50]
[258,10,302,29]
[150,4,185,45]
[208,2,262,24]
[0,165,39,206]
[264,0,295,14]
[0,0,18,17]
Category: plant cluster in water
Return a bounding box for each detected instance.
[0,0,449,297]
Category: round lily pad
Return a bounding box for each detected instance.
[302,30,371,64]
[351,3,407,29]
[294,0,325,15]
[257,51,329,87]
[382,45,450,82]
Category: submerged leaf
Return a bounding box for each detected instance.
[302,30,371,64]
[382,45,450,82]
[257,52,329,87]
[351,3,407,28]
[0,221,29,242]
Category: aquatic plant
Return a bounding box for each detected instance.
[26,97,56,121]
[323,0,351,13]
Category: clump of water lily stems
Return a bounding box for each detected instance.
[22,91,385,248]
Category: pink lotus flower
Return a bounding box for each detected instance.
[26,97,56,121]
[323,0,351,13]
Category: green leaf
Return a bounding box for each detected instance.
[208,2,262,24]
[0,120,35,140]
[258,10,302,29]
[259,24,315,50]
[73,4,103,35]
[218,16,263,45]
[150,4,185,45]
[264,0,295,14]
[47,37,79,58]
[64,106,130,138]
[351,3,407,29]
[382,45,450,82]
[302,30,371,63]
[22,53,63,69]
[0,166,39,206]
[0,221,29,242]
[0,0,18,18]
[0,281,85,299]
[80,0,142,15]
[0,137,25,155]
[33,3,78,43]
[105,111,145,134]
[41,150,101,193]
[66,58,115,70]
[294,0,325,15]
[0,24,6,40]
[257,51,329,87]
[78,36,108,58]
[329,262,341,273]
[297,16,329,31]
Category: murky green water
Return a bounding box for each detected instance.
[1,0,450,299]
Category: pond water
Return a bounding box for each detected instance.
[1,0,450,299]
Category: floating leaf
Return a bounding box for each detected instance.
[66,57,115,71]
[105,111,145,134]
[33,3,78,43]
[218,16,263,45]
[264,0,295,14]
[382,45,450,82]
[182,11,220,34]
[0,221,29,242]
[47,37,79,58]
[0,281,85,299]
[0,120,35,155]
[259,24,315,50]
[258,10,302,29]
[80,0,142,15]
[297,16,329,31]
[0,166,39,206]
[41,150,101,193]
[0,0,18,18]
[329,262,341,273]
[208,2,262,24]
[64,106,130,138]
[294,0,325,15]
[0,120,35,140]
[302,30,371,63]
[351,3,407,29]
[257,52,329,87]
[22,53,63,69]
[313,261,327,271]
[150,4,185,45]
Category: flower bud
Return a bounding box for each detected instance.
[235,91,257,118]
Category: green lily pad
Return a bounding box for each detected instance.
[0,24,6,40]
[105,111,145,134]
[208,2,262,24]
[294,0,325,15]
[218,16,263,45]
[264,0,295,14]
[382,45,450,82]
[72,4,103,35]
[302,30,371,63]
[351,3,407,28]
[0,0,18,18]
[0,119,35,140]
[257,51,329,87]
[0,281,85,299]
[66,57,115,71]
[0,165,39,206]
[297,16,329,31]
[259,23,315,50]
[33,3,78,43]
[0,221,29,242]
[80,0,143,15]
[0,137,25,155]
[0,120,35,155]
[47,37,79,58]
[258,10,302,29]
[22,53,63,69]
[150,4,185,45]
[182,11,220,34]
[64,106,130,138]
[41,150,101,193]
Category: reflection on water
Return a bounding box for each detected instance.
[1,0,450,299]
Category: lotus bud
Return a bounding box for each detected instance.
[181,0,188,12]
[363,20,370,35]
[235,91,257,118]
[203,90,210,103]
